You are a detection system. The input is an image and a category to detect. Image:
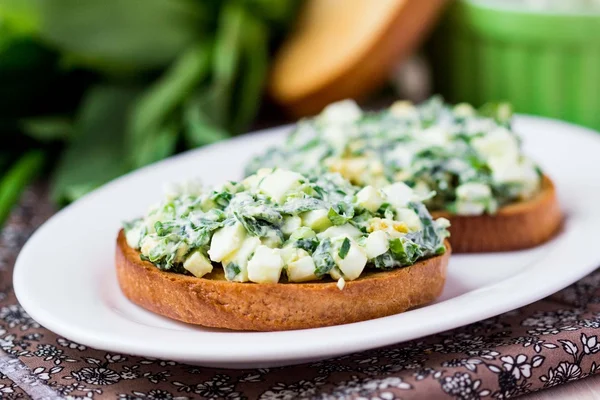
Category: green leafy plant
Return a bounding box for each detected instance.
[0,0,300,227]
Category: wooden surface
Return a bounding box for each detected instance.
[522,374,600,399]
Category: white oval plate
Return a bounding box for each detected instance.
[13,116,600,369]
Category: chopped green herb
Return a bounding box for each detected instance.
[211,191,233,208]
[328,202,354,225]
[295,238,318,253]
[225,262,241,280]
[389,238,422,266]
[313,239,336,277]
[124,168,449,284]
[372,251,397,270]
[338,237,351,259]
[246,97,541,217]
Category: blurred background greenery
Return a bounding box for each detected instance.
[1,0,599,229]
[0,0,300,221]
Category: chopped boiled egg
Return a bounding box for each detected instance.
[258,169,304,203]
[364,230,389,259]
[286,250,317,282]
[356,186,384,212]
[332,236,367,281]
[281,216,302,236]
[395,208,422,231]
[247,245,284,284]
[208,221,246,262]
[222,236,261,282]
[381,182,415,208]
[183,251,213,278]
[368,217,409,238]
[320,99,362,125]
[301,209,332,232]
[318,223,363,240]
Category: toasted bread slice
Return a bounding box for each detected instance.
[116,231,451,331]
[432,176,561,253]
[269,0,447,116]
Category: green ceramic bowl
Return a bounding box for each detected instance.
[430,0,600,130]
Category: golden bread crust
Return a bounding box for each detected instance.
[269,0,448,116]
[115,231,450,331]
[432,176,562,253]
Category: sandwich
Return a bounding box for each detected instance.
[246,97,561,252]
[117,168,450,331]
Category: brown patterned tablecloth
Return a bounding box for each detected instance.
[2,186,600,400]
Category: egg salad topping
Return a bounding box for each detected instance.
[123,168,449,285]
[246,97,542,216]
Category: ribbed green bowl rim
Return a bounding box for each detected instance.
[448,0,600,43]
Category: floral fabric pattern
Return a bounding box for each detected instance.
[0,373,27,400]
[1,187,600,399]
